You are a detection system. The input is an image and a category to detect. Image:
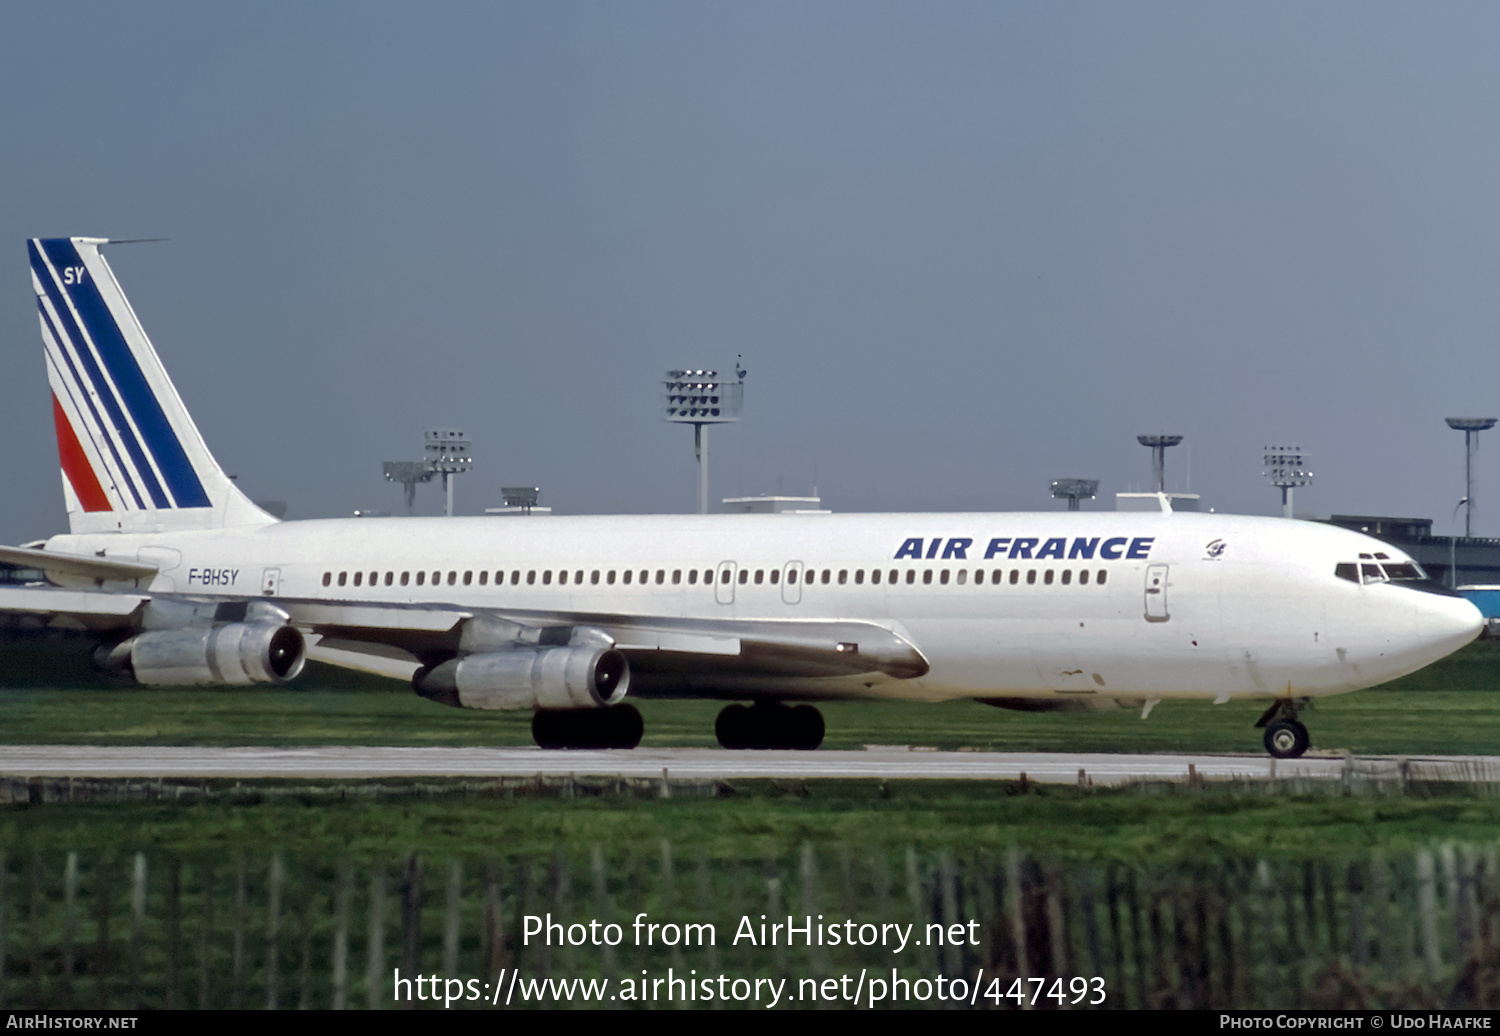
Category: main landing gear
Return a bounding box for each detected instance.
[532,704,643,750]
[716,701,825,750]
[1256,699,1310,759]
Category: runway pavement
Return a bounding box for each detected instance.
[0,745,1491,785]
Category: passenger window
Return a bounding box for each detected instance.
[956,570,966,585]
[1097,570,1107,585]
[769,569,779,584]
[704,569,714,584]
[623,571,632,585]
[786,569,797,584]
[838,570,848,585]
[558,571,567,585]
[720,569,731,584]
[510,571,521,585]
[322,572,331,587]
[477,571,486,586]
[353,572,362,587]
[608,571,617,585]
[993,570,1005,585]
[401,572,410,586]
[891,569,899,584]
[871,570,880,585]
[1026,570,1037,585]
[906,570,915,585]
[1061,570,1072,585]
[592,570,601,585]
[939,570,949,585]
[463,571,473,586]
[923,570,933,585]
[1079,570,1089,585]
[338,572,348,587]
[432,571,440,585]
[738,569,749,585]
[416,572,425,586]
[543,571,553,585]
[855,570,864,585]
[1009,570,1019,585]
[1044,569,1054,585]
[754,569,764,585]
[656,570,665,585]
[527,571,536,585]
[687,570,697,585]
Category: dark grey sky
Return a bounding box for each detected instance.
[5,2,1500,542]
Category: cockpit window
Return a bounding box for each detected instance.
[1339,558,1430,583]
[1338,557,1456,594]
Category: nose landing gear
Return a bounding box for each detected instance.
[1256,699,1310,759]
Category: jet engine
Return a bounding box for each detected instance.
[95,622,307,686]
[413,643,629,711]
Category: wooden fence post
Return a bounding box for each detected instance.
[62,852,77,1008]
[366,865,386,1010]
[332,860,350,1010]
[265,851,283,1010]
[130,854,146,1009]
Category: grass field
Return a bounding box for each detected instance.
[1,635,1497,755]
[4,780,1500,861]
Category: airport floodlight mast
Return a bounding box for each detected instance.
[1446,417,1497,538]
[664,359,745,514]
[502,487,540,514]
[1050,478,1099,511]
[382,428,473,517]
[425,428,473,517]
[1136,434,1183,493]
[381,461,433,516]
[1262,444,1313,519]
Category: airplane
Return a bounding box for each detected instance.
[0,237,1483,759]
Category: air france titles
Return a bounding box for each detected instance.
[893,536,1155,562]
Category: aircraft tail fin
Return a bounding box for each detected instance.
[29,237,276,535]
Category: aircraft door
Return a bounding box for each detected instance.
[1144,564,1169,622]
[261,568,281,597]
[782,561,803,605]
[715,561,737,605]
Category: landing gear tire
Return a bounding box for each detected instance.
[1263,718,1309,759]
[532,704,643,750]
[715,702,825,750]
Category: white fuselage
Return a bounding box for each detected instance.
[48,509,1484,705]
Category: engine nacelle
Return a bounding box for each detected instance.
[97,623,307,686]
[414,644,630,711]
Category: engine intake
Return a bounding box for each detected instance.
[98,623,306,686]
[414,644,630,710]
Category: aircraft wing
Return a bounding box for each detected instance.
[0,545,158,588]
[287,601,929,690]
[0,573,929,691]
[0,585,148,631]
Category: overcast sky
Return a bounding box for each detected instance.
[4,2,1500,541]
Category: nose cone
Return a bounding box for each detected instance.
[1418,594,1485,656]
